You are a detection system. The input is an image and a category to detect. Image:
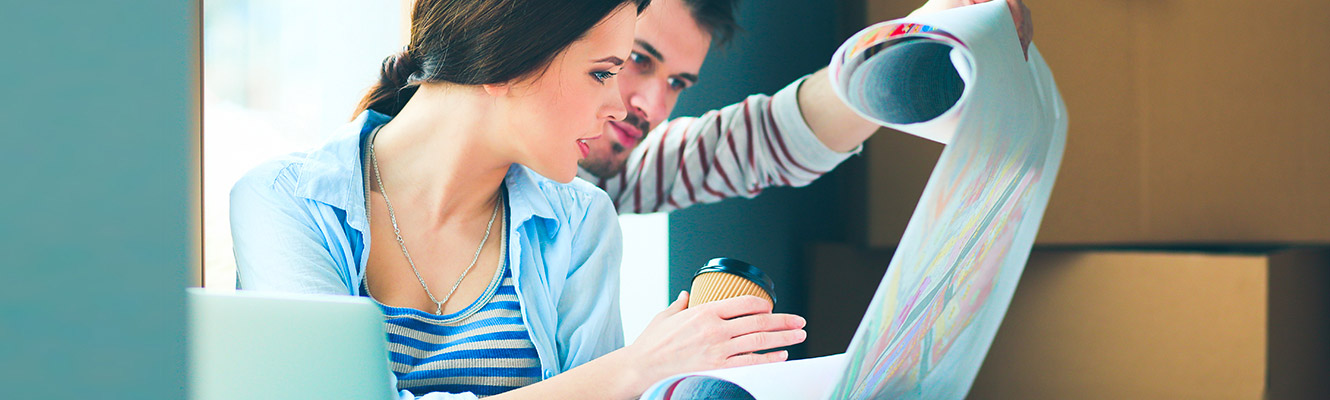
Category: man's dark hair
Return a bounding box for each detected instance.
[682,0,742,46]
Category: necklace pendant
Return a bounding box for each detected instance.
[372,140,502,320]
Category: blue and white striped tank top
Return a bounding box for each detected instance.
[368,209,541,397]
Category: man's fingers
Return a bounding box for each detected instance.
[952,0,1031,56]
[1022,2,1033,48]
[724,350,790,369]
[1007,0,1032,56]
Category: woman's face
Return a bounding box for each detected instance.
[498,5,635,183]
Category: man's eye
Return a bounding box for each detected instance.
[667,77,687,91]
[629,52,649,65]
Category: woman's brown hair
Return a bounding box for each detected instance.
[356,0,651,117]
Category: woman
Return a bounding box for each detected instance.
[229,0,806,398]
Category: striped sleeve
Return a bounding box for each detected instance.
[590,76,862,214]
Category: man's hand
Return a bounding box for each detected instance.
[797,0,1035,153]
[913,0,1033,56]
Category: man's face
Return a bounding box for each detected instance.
[578,0,712,179]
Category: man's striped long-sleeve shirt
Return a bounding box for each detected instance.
[580,77,862,214]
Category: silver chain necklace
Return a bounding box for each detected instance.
[369,139,500,315]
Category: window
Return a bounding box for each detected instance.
[203,0,406,289]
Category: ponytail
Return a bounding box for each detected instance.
[354,49,421,118]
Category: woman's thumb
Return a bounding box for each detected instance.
[669,291,690,312]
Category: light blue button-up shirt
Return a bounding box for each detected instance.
[229,110,624,400]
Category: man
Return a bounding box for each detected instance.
[577,0,1031,214]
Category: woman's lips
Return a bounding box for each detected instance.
[577,132,600,159]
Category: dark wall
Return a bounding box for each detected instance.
[0,2,196,398]
[667,0,862,358]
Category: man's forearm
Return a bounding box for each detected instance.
[595,78,856,214]
[795,68,881,153]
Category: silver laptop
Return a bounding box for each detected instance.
[187,288,396,400]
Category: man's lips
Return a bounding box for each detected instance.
[608,121,643,146]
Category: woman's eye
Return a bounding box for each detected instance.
[592,71,617,83]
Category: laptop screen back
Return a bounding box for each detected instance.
[187,289,395,400]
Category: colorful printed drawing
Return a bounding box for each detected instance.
[834,119,1052,399]
[826,6,1066,398]
[641,3,1065,397]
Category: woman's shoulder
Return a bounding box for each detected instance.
[506,165,616,224]
[230,117,370,204]
[230,152,311,201]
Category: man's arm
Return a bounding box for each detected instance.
[590,0,1033,215]
[588,77,858,214]
[796,68,880,153]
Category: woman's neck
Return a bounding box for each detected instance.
[369,84,511,228]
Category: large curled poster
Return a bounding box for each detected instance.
[644,2,1068,399]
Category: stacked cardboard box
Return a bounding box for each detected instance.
[969,249,1330,399]
[807,0,1330,396]
[804,245,1330,399]
[855,0,1330,247]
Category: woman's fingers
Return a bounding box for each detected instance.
[723,350,790,369]
[721,329,807,357]
[722,312,806,338]
[650,291,689,323]
[634,294,807,376]
[697,295,774,320]
[668,291,689,312]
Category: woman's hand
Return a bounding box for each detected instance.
[912,0,1033,57]
[622,291,807,390]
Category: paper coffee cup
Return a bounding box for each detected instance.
[687,258,777,308]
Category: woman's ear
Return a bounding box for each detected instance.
[482,82,509,97]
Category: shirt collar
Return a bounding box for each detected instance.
[292,110,560,238]
[503,163,561,239]
[292,110,389,233]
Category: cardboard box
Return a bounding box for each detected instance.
[971,251,1263,399]
[803,244,1330,398]
[854,0,1330,246]
[970,249,1330,399]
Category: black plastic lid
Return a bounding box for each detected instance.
[692,257,777,305]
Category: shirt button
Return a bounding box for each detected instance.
[542,369,554,379]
